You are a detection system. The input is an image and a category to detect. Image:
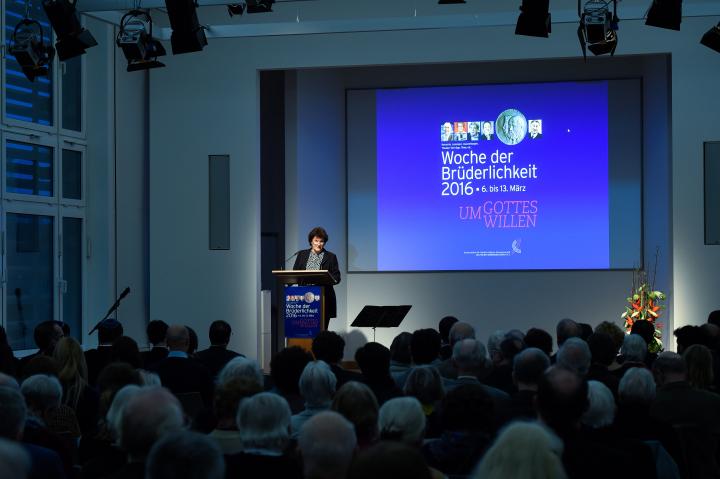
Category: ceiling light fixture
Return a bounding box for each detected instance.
[9,18,55,82]
[577,0,618,59]
[116,10,166,72]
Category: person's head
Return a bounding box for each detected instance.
[217,356,264,389]
[455,122,466,133]
[499,336,525,364]
[332,381,379,447]
[525,328,553,356]
[529,119,541,134]
[20,374,62,419]
[119,387,185,461]
[111,336,143,369]
[98,319,124,345]
[106,384,143,442]
[208,320,232,346]
[581,381,615,429]
[410,329,441,365]
[438,316,459,344]
[298,411,357,479]
[508,115,526,139]
[299,360,337,407]
[403,365,444,406]
[440,383,494,434]
[556,319,582,348]
[487,330,507,364]
[594,321,625,354]
[33,320,64,355]
[482,121,493,135]
[186,326,198,355]
[379,397,425,446]
[652,351,687,387]
[621,334,647,363]
[271,346,313,395]
[556,338,591,376]
[146,430,224,479]
[147,320,169,347]
[54,336,88,407]
[578,323,593,341]
[587,332,617,367]
[708,310,720,328]
[389,332,413,365]
[236,392,291,453]
[443,122,453,136]
[96,362,143,418]
[674,325,709,354]
[472,421,566,479]
[308,226,329,254]
[0,437,31,479]
[618,367,656,406]
[536,367,588,435]
[630,320,656,351]
[468,122,479,136]
[355,342,392,381]
[513,347,550,390]
[683,344,714,390]
[0,373,19,389]
[453,338,488,374]
[214,376,263,426]
[166,325,189,352]
[448,322,476,347]
[347,441,432,479]
[0,386,26,440]
[312,331,345,364]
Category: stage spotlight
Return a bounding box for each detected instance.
[116,10,166,72]
[41,0,97,61]
[515,0,551,38]
[9,19,55,82]
[701,23,720,53]
[164,0,208,54]
[577,0,618,59]
[645,0,681,31]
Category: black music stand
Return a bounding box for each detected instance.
[351,305,411,342]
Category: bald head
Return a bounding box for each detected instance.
[453,338,487,374]
[166,325,189,352]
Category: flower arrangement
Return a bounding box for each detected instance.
[621,265,666,354]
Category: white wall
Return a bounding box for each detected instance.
[147,16,720,355]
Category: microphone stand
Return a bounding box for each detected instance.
[88,288,130,335]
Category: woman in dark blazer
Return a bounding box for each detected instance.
[293,227,340,328]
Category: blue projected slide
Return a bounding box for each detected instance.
[347,80,641,272]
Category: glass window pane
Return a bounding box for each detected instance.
[4,1,54,126]
[61,57,82,131]
[62,149,82,200]
[62,218,82,336]
[6,139,54,197]
[6,214,54,351]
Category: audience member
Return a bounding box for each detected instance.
[110,336,143,369]
[586,332,620,396]
[673,325,709,354]
[411,328,442,366]
[708,309,720,328]
[631,320,659,367]
[19,356,59,381]
[19,321,64,376]
[524,327,553,356]
[142,320,169,368]
[0,386,66,479]
[348,441,433,479]
[85,318,124,385]
[486,330,506,367]
[209,377,262,454]
[446,339,509,409]
[578,323,594,341]
[53,337,99,436]
[355,342,401,405]
[555,319,582,353]
[614,334,648,379]
[227,392,302,478]
[270,346,314,414]
[502,347,549,423]
[581,380,616,429]
[403,366,444,438]
[594,321,625,370]
[291,360,336,438]
[0,371,19,388]
[312,331,362,387]
[682,344,715,391]
[151,325,214,407]
[422,383,494,476]
[472,421,567,479]
[437,321,476,379]
[438,316,459,360]
[114,386,185,479]
[297,411,356,479]
[389,332,413,381]
[0,437,31,479]
[195,320,242,378]
[556,337,591,376]
[484,334,524,393]
[332,381,380,449]
[146,430,225,479]
[186,326,199,357]
[217,356,264,388]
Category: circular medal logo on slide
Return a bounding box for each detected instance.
[496,109,527,146]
